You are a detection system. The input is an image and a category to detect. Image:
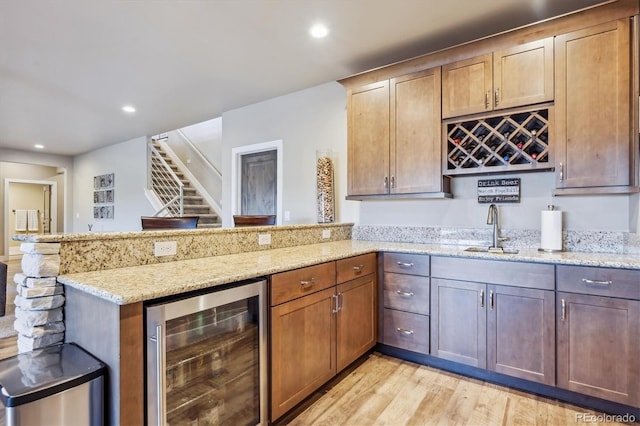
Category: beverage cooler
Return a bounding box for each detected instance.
[146,279,267,425]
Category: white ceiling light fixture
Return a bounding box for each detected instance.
[309,23,329,39]
[122,105,136,114]
[34,144,45,149]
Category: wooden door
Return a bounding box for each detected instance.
[557,292,640,406]
[442,53,492,118]
[241,150,277,215]
[347,81,390,196]
[430,278,487,368]
[336,275,377,372]
[487,285,555,385]
[390,68,442,194]
[270,287,336,420]
[493,37,554,110]
[554,19,631,190]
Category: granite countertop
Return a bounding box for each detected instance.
[57,240,640,305]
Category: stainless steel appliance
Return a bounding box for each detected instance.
[146,279,266,425]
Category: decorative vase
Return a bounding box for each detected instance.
[316,150,335,223]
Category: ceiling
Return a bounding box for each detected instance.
[0,0,608,156]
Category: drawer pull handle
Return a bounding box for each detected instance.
[332,294,339,314]
[352,264,365,273]
[561,299,566,321]
[396,290,414,297]
[300,277,317,287]
[489,290,494,310]
[396,328,414,336]
[396,261,414,268]
[582,278,612,286]
[480,289,485,308]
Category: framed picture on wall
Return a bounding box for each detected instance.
[93,173,115,220]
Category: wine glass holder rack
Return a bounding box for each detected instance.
[444,107,552,175]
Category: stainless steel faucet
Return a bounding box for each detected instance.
[486,204,500,249]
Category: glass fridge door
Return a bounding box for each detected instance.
[147,280,266,426]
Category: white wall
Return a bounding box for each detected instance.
[222,82,638,233]
[221,82,360,227]
[72,137,154,232]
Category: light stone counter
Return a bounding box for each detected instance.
[57,240,640,305]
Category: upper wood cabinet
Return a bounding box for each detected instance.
[347,67,449,198]
[347,80,390,196]
[554,18,638,194]
[442,38,554,119]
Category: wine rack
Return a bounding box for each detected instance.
[444,107,552,175]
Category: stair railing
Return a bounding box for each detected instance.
[148,141,184,217]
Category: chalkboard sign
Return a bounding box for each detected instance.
[477,178,520,203]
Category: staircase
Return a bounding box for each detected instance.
[149,140,221,228]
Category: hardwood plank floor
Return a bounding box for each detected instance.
[286,353,633,426]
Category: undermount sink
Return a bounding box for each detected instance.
[464,247,519,254]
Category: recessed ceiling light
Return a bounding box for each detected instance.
[309,23,329,39]
[34,144,45,149]
[122,105,136,113]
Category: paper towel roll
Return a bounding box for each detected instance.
[540,208,563,251]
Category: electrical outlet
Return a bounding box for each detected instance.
[154,241,177,256]
[322,229,331,239]
[258,233,271,245]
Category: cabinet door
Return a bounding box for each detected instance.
[487,285,555,385]
[270,287,336,420]
[554,19,631,190]
[336,275,377,372]
[390,68,442,193]
[557,292,640,407]
[347,81,390,196]
[430,278,486,368]
[493,38,554,110]
[442,53,492,118]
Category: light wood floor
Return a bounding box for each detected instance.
[286,353,632,426]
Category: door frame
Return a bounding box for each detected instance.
[4,178,58,257]
[231,140,283,226]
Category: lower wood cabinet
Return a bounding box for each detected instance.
[270,255,377,421]
[336,274,377,371]
[380,252,430,354]
[270,286,336,420]
[557,292,640,407]
[430,257,556,386]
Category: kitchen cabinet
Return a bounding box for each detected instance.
[430,257,555,385]
[270,263,337,420]
[270,254,377,421]
[346,68,449,198]
[554,18,639,194]
[442,38,553,118]
[381,253,430,354]
[556,265,640,407]
[336,253,377,371]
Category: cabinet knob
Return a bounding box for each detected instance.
[300,277,317,288]
[352,264,365,273]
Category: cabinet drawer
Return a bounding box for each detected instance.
[383,253,429,276]
[383,273,429,315]
[382,309,429,354]
[431,256,554,290]
[271,262,336,306]
[336,253,376,283]
[557,265,640,300]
